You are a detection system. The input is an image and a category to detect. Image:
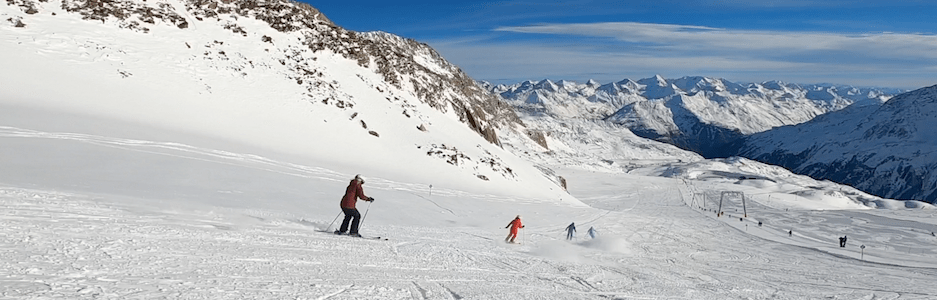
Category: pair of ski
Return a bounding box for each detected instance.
[339,233,386,240]
[317,230,386,240]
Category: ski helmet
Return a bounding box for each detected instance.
[355,174,365,184]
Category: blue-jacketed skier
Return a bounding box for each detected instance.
[335,174,374,237]
[588,226,597,239]
[565,222,576,240]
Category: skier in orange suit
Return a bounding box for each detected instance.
[505,215,525,243]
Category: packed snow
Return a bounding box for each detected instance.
[4,104,937,299]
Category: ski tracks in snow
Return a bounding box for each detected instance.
[0,125,346,182]
[0,187,641,298]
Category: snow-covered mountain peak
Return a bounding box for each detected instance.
[555,79,580,89]
[488,76,903,158]
[740,84,937,202]
[615,78,641,93]
[534,79,559,92]
[873,84,937,137]
[635,75,678,99]
[637,74,668,87]
[761,80,787,91]
[585,79,601,88]
[883,84,937,106]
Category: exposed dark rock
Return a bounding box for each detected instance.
[526,130,548,150]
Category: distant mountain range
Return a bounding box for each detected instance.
[487,77,937,202]
[738,85,937,202]
[484,76,902,157]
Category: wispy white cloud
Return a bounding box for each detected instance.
[495,22,937,59]
[432,41,817,82]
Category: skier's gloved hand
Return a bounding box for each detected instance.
[368,197,375,202]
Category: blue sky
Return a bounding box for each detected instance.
[305,1,937,89]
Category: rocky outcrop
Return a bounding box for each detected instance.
[6,0,519,146]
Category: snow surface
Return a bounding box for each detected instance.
[3,1,937,299]
[4,103,937,299]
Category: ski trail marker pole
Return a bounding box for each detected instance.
[326,211,342,231]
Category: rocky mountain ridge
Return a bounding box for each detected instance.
[3,0,582,197]
[486,77,937,202]
[738,85,937,202]
[485,76,901,157]
[6,0,517,146]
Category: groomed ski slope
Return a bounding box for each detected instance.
[2,108,937,299]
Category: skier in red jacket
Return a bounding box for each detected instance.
[335,174,374,237]
[505,215,524,243]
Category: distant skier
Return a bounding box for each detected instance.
[838,236,844,247]
[841,235,848,247]
[504,215,525,243]
[587,226,597,239]
[565,222,576,240]
[789,230,792,237]
[334,174,374,237]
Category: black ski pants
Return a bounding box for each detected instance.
[338,207,361,234]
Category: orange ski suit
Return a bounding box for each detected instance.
[505,217,524,242]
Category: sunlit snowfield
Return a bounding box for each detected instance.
[3,108,937,299]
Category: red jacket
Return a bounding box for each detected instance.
[507,218,524,233]
[340,179,369,209]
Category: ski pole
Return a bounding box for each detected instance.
[359,201,373,230]
[325,211,342,231]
